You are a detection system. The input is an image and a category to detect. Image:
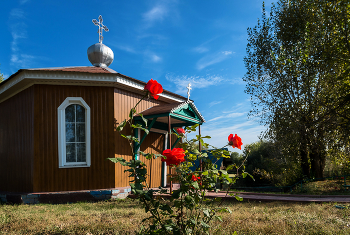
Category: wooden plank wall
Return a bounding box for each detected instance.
[33,84,115,192]
[139,132,165,188]
[0,87,34,193]
[114,88,175,187]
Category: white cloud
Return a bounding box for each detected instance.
[8,8,38,69]
[222,51,233,55]
[20,0,30,4]
[2,73,9,79]
[192,36,220,54]
[165,74,224,94]
[208,101,222,107]
[193,46,209,53]
[196,51,234,70]
[10,8,25,19]
[9,9,30,68]
[226,77,245,85]
[11,54,37,68]
[207,112,246,122]
[141,0,179,30]
[151,54,162,62]
[115,45,136,54]
[143,50,162,63]
[143,5,168,23]
[199,120,266,153]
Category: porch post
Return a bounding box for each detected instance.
[161,133,168,187]
[133,128,139,160]
[168,115,173,193]
[199,124,202,171]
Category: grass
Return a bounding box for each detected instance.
[0,199,350,234]
[291,179,350,195]
[230,179,350,195]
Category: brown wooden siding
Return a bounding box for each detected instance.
[113,88,175,187]
[139,132,164,188]
[33,84,115,192]
[0,86,35,193]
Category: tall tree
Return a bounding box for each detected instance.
[0,70,3,83]
[244,0,350,178]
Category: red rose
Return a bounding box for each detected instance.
[191,175,200,181]
[161,148,185,166]
[177,128,185,135]
[144,79,163,100]
[228,134,243,150]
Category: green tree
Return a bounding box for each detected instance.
[242,140,300,186]
[244,0,350,178]
[0,70,4,83]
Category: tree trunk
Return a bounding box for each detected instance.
[299,125,310,178]
[310,147,326,179]
[310,125,326,179]
[300,147,310,178]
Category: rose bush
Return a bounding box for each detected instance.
[109,79,251,235]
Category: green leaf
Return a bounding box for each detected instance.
[202,208,210,217]
[116,120,126,132]
[235,195,243,201]
[202,135,211,139]
[139,113,148,127]
[129,108,136,119]
[218,207,232,213]
[140,127,149,135]
[200,221,210,229]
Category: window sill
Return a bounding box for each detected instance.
[59,164,91,169]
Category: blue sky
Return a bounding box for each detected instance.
[0,0,274,153]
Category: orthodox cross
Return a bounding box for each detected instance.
[187,83,192,101]
[92,15,109,43]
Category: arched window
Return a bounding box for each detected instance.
[58,97,91,168]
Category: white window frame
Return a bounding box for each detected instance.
[58,97,91,168]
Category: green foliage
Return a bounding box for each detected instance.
[244,0,350,179]
[242,140,301,186]
[324,147,350,176]
[0,69,4,83]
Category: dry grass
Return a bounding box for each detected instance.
[0,199,349,234]
[0,200,144,234]
[213,201,350,235]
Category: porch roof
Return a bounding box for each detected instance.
[134,101,205,133]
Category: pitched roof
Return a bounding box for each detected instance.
[0,66,188,104]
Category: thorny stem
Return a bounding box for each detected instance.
[218,153,250,208]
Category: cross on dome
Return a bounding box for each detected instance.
[92,15,109,44]
[187,83,192,101]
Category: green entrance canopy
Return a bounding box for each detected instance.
[133,101,205,187]
[135,101,205,131]
[133,100,205,152]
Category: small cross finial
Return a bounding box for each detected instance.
[186,83,192,101]
[92,15,109,43]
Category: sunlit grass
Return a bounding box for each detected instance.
[292,179,350,195]
[1,199,349,234]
